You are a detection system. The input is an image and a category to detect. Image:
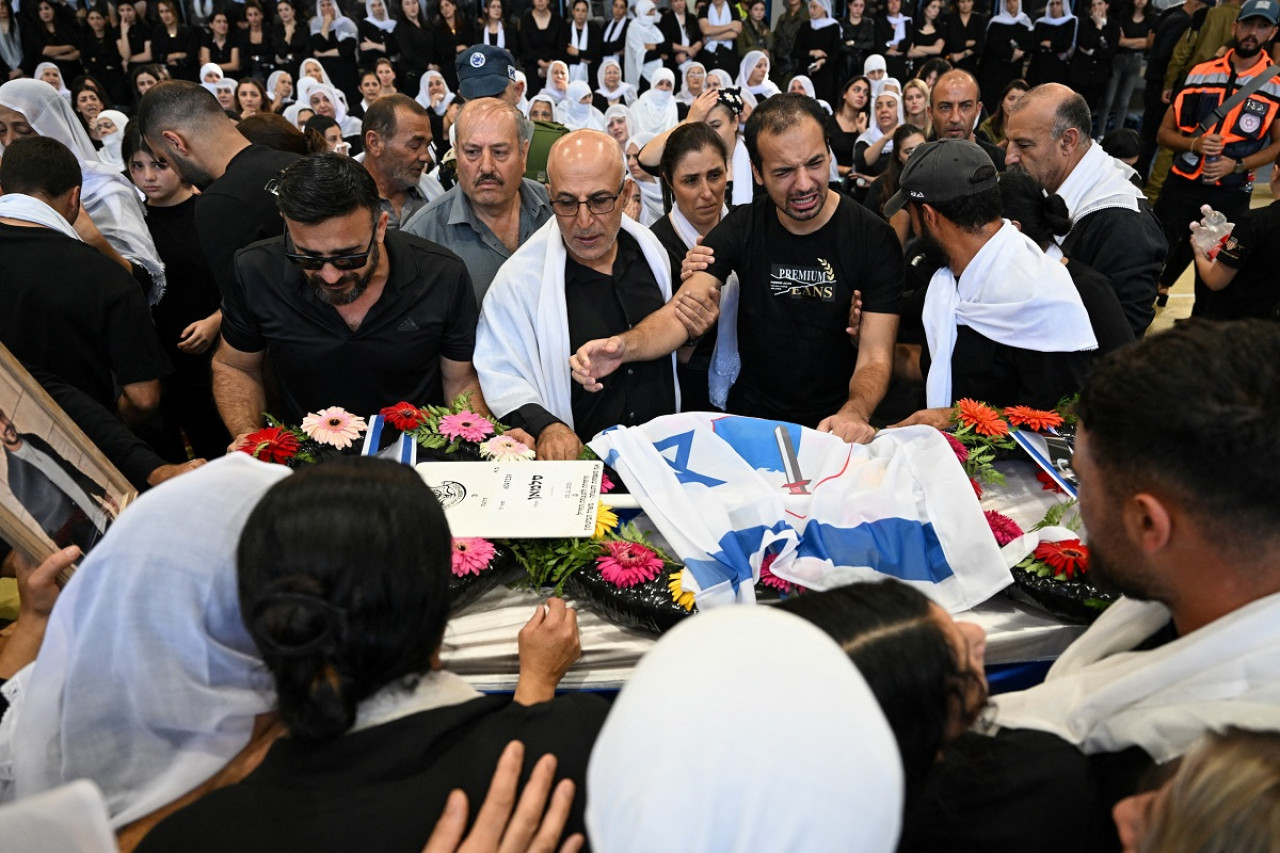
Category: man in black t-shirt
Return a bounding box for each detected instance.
[1192,161,1280,320]
[571,94,902,442]
[213,154,490,449]
[138,81,301,296]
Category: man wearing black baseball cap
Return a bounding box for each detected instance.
[456,45,522,104]
[885,139,1098,429]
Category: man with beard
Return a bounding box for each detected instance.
[571,94,901,443]
[404,98,553,303]
[213,154,489,449]
[1005,84,1167,337]
[1153,0,1280,316]
[899,319,1280,851]
[360,94,446,230]
[882,140,1097,428]
[138,81,301,296]
[928,69,1007,170]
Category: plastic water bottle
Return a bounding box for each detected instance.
[1189,205,1234,259]
[1201,154,1220,183]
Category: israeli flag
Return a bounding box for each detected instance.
[590,415,1011,613]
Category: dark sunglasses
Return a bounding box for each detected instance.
[284,228,376,271]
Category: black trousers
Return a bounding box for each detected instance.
[1152,173,1252,311]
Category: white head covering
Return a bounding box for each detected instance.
[0,79,166,303]
[603,103,635,143]
[675,60,706,106]
[630,67,679,135]
[1035,0,1077,26]
[625,132,663,225]
[213,76,238,101]
[95,109,129,168]
[789,74,833,113]
[266,69,294,106]
[555,79,606,130]
[863,53,887,75]
[707,68,734,90]
[32,62,70,99]
[543,59,570,103]
[736,50,780,99]
[809,0,839,29]
[310,0,359,38]
[5,455,288,826]
[585,607,904,853]
[299,57,336,89]
[307,80,350,124]
[525,91,558,121]
[988,0,1033,29]
[363,0,396,31]
[596,56,636,105]
[625,0,664,88]
[416,69,455,115]
[199,60,224,84]
[283,100,313,127]
[858,88,903,148]
[513,69,529,113]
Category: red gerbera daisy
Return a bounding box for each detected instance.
[1033,539,1090,580]
[1004,405,1064,432]
[955,398,1009,438]
[984,510,1023,546]
[1035,470,1065,493]
[239,425,300,464]
[380,401,427,431]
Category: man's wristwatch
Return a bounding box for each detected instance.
[1234,159,1248,175]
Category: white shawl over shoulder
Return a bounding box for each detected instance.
[475,215,679,430]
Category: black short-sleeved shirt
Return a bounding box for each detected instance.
[1202,200,1280,321]
[920,325,1094,410]
[0,225,172,410]
[221,229,478,422]
[505,232,677,442]
[701,193,903,427]
[194,144,301,297]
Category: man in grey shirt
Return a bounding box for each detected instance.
[360,94,445,230]
[403,98,552,304]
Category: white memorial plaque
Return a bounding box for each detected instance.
[415,460,603,538]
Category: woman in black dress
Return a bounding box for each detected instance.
[876,0,911,79]
[830,74,870,180]
[979,0,1031,106]
[357,0,398,73]
[907,0,945,79]
[1069,0,1118,119]
[432,0,475,89]
[237,0,274,80]
[154,0,198,81]
[24,0,81,83]
[1027,0,1076,87]
[80,7,129,106]
[792,0,842,103]
[308,0,360,106]
[394,0,436,97]
[476,0,516,53]
[270,0,309,82]
[518,0,564,96]
[201,10,241,75]
[943,0,985,77]
[840,0,877,86]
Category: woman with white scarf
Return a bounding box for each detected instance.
[555,79,607,131]
[94,110,129,169]
[542,59,571,103]
[307,80,362,145]
[357,0,397,69]
[0,79,166,303]
[638,85,753,208]
[855,88,903,176]
[33,62,70,100]
[982,0,1034,105]
[525,91,557,122]
[586,607,904,853]
[735,50,779,102]
[675,60,706,106]
[309,0,360,102]
[878,0,912,78]
[626,132,665,225]
[603,103,635,147]
[629,66,680,136]
[212,77,239,113]
[625,0,664,90]
[788,73,832,113]
[1028,0,1077,86]
[595,56,635,108]
[792,0,842,103]
[415,69,454,115]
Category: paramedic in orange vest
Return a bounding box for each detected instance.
[1154,0,1280,315]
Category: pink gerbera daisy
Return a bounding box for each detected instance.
[452,537,496,577]
[758,552,799,593]
[478,434,535,462]
[300,407,368,449]
[600,472,615,494]
[595,541,663,588]
[438,411,495,443]
[984,510,1023,547]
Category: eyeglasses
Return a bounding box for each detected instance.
[550,181,627,217]
[284,229,377,271]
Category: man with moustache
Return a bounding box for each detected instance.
[213,154,490,450]
[571,94,902,443]
[404,98,552,302]
[138,80,300,295]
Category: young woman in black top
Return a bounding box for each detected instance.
[876,0,911,79]
[116,2,154,80]
[830,74,870,179]
[840,0,877,85]
[393,0,435,97]
[477,0,516,52]
[270,0,309,82]
[432,0,474,89]
[944,0,985,76]
[907,0,946,77]
[238,0,275,80]
[1068,0,1118,117]
[24,0,81,83]
[1096,0,1152,135]
[518,0,563,96]
[80,7,129,106]
[153,0,198,81]
[201,11,241,74]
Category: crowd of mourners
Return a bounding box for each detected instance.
[0,0,1279,847]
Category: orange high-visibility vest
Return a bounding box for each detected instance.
[1170,49,1280,189]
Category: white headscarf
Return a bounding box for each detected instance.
[555,79,606,130]
[1035,0,1077,27]
[0,79,166,303]
[809,0,838,29]
[543,59,570,103]
[988,0,1033,29]
[283,100,312,127]
[585,607,904,853]
[513,69,529,113]
[525,91,558,120]
[857,89,903,148]
[363,0,396,32]
[310,0,359,39]
[596,56,636,104]
[625,0,664,87]
[736,50,780,99]
[707,68,734,90]
[630,67,679,135]
[95,109,129,168]
[266,69,294,105]
[675,60,705,106]
[603,103,635,144]
[213,76,238,106]
[32,62,70,99]
[299,57,336,90]
[416,69,455,115]
[307,80,361,136]
[626,132,663,225]
[2,455,288,826]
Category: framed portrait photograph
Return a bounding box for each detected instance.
[0,344,136,570]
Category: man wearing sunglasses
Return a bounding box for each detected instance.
[213,154,491,451]
[474,130,690,461]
